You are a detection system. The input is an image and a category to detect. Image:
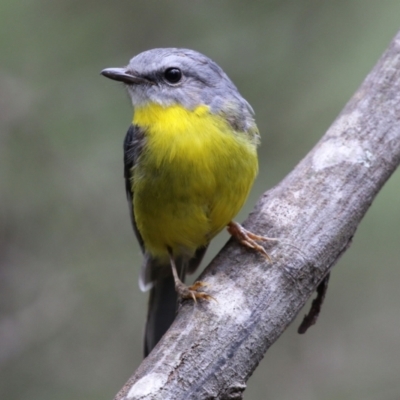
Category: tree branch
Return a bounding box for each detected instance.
[115,31,400,400]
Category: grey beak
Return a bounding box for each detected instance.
[101,67,150,84]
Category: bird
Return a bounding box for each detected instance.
[101,48,272,357]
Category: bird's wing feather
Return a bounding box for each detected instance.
[123,124,146,253]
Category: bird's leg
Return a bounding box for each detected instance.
[227,221,278,261]
[169,252,214,302]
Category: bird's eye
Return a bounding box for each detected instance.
[164,68,182,84]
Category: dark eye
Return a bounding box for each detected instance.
[164,68,182,84]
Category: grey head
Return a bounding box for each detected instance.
[101,48,258,134]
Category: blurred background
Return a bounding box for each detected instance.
[1,1,400,399]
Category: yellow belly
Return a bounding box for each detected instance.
[132,103,258,260]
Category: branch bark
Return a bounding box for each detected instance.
[115,31,400,400]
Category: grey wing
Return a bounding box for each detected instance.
[123,124,146,253]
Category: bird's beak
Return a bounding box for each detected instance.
[101,67,151,85]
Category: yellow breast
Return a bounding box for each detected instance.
[132,103,258,260]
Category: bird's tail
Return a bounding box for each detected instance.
[143,270,180,357]
[142,246,208,357]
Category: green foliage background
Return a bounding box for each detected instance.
[1,1,400,399]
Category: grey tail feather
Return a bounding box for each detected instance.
[144,272,178,357]
[143,261,184,358]
[143,246,208,357]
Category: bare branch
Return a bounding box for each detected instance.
[115,31,400,400]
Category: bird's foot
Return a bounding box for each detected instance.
[175,280,215,303]
[227,221,278,262]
